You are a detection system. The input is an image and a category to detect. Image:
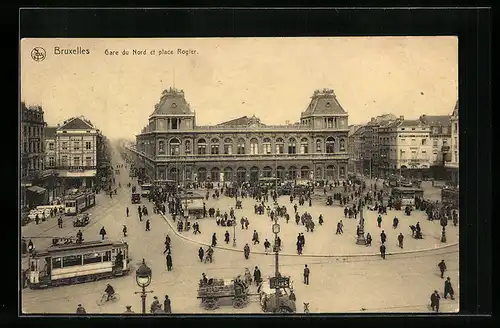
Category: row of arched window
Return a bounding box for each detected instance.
[156,136,346,156]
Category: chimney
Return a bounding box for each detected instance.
[399,116,404,120]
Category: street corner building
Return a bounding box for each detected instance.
[126,87,350,184]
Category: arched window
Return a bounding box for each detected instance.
[211,167,220,182]
[211,138,219,155]
[223,138,233,155]
[301,166,310,179]
[158,140,165,154]
[169,138,180,155]
[197,167,207,181]
[250,138,259,155]
[262,138,271,154]
[185,140,191,154]
[276,138,284,154]
[237,138,246,154]
[223,167,233,182]
[276,166,285,180]
[288,138,296,154]
[262,166,273,178]
[300,137,309,154]
[339,138,345,152]
[288,166,297,179]
[316,139,322,152]
[197,138,206,155]
[326,137,335,154]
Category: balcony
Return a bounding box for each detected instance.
[57,166,97,171]
[154,152,350,163]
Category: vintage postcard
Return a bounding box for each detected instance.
[20,37,459,314]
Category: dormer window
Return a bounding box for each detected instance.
[326,102,331,107]
[171,103,177,108]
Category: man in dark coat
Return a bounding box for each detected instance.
[303,264,310,285]
[397,233,404,248]
[146,219,150,231]
[224,231,230,244]
[99,227,107,240]
[392,217,399,229]
[430,290,440,312]
[166,252,173,271]
[380,230,387,244]
[198,247,204,262]
[163,295,171,313]
[444,277,455,299]
[377,215,382,228]
[253,266,262,285]
[211,233,217,247]
[438,260,447,279]
[380,243,386,259]
[126,207,129,217]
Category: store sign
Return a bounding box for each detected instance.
[270,276,290,289]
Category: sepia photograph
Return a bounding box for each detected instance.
[20,37,459,314]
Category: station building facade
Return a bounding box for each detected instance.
[127,87,350,184]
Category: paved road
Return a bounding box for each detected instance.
[21,152,459,314]
[174,193,458,256]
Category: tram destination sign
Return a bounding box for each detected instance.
[270,276,290,289]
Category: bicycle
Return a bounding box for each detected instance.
[96,293,120,306]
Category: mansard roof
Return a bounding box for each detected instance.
[217,115,266,127]
[58,116,95,130]
[152,87,193,115]
[301,88,347,117]
[452,101,458,117]
[44,126,57,138]
[419,115,451,126]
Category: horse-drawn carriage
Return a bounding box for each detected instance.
[197,276,250,310]
[235,200,242,209]
[73,213,90,227]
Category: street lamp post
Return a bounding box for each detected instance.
[233,221,236,247]
[272,219,281,312]
[356,204,367,245]
[134,259,153,314]
[440,217,448,243]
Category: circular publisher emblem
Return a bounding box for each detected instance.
[31,47,46,62]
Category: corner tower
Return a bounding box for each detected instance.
[148,87,195,132]
[300,88,348,129]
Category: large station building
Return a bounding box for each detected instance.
[126,87,350,184]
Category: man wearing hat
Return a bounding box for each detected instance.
[163,295,172,314]
[150,296,161,313]
[430,290,440,312]
[76,304,86,314]
[124,305,134,314]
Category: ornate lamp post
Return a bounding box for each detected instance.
[233,221,237,247]
[356,204,366,245]
[134,259,153,314]
[440,216,448,243]
[272,219,281,311]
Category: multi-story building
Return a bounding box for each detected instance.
[419,114,452,180]
[127,87,350,184]
[54,116,99,190]
[347,125,364,175]
[378,117,432,179]
[44,127,57,169]
[21,102,51,208]
[445,101,459,185]
[360,114,397,178]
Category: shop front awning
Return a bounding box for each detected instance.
[27,186,47,194]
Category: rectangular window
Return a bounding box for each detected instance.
[85,141,92,150]
[211,145,219,155]
[61,156,68,167]
[103,251,112,262]
[198,145,206,155]
[85,156,92,166]
[62,142,67,150]
[83,252,103,265]
[421,139,427,146]
[73,157,80,166]
[49,157,55,167]
[171,119,178,130]
[223,144,232,155]
[49,142,54,150]
[74,142,80,150]
[454,123,458,133]
[52,257,62,269]
[62,255,82,267]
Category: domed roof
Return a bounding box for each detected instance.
[301,88,346,117]
[152,88,193,116]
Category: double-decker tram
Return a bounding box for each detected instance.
[63,190,96,216]
[27,239,130,289]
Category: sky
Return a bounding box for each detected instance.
[21,37,458,140]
